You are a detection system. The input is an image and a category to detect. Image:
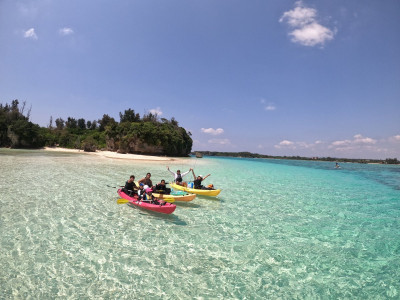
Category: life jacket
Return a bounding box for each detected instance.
[176,174,183,182]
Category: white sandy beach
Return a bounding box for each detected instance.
[43,147,184,162]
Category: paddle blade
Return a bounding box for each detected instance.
[117,198,130,204]
[161,197,175,203]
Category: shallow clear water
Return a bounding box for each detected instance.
[1,149,399,299]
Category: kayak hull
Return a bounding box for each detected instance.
[117,189,176,214]
[153,192,196,202]
[169,183,221,197]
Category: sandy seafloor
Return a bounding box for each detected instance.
[0,148,399,299]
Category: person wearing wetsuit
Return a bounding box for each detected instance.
[123,175,137,196]
[155,179,171,194]
[191,170,211,189]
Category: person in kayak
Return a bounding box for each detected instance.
[155,179,171,194]
[122,175,137,196]
[191,169,211,189]
[142,188,165,205]
[167,166,192,187]
[137,183,145,199]
[138,172,153,188]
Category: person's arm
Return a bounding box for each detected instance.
[191,169,196,180]
[166,166,177,178]
[202,174,211,181]
[138,177,146,184]
[181,169,191,177]
[166,166,174,175]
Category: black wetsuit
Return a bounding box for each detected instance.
[155,184,171,194]
[123,180,137,196]
[194,179,203,189]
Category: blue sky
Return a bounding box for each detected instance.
[1,0,399,159]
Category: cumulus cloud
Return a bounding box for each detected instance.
[275,140,296,149]
[280,2,317,27]
[208,138,231,145]
[201,128,224,135]
[59,27,74,36]
[260,99,276,111]
[272,134,398,158]
[389,135,400,142]
[353,134,377,144]
[149,107,163,116]
[280,1,335,47]
[275,139,327,151]
[331,134,377,149]
[24,28,38,40]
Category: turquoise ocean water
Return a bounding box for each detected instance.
[0,149,399,299]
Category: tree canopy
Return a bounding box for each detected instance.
[0,100,192,156]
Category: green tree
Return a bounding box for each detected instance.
[98,114,116,131]
[119,108,140,123]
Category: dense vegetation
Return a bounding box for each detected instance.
[0,100,192,156]
[192,151,400,165]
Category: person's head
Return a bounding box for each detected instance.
[146,173,151,178]
[129,175,135,182]
[198,175,203,180]
[145,188,152,193]
[160,179,166,185]
[139,183,144,189]
[177,170,181,174]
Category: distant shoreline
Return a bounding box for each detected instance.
[192,151,399,165]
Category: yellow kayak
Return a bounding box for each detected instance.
[170,183,221,197]
[153,192,196,202]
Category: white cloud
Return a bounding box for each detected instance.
[24,28,38,40]
[280,2,317,27]
[271,134,398,159]
[275,139,325,151]
[280,140,294,146]
[59,27,74,36]
[208,138,231,145]
[149,107,163,116]
[331,134,377,148]
[331,139,351,147]
[280,1,335,47]
[201,128,224,135]
[353,134,376,145]
[275,140,295,149]
[289,22,334,47]
[260,99,276,111]
[389,135,400,142]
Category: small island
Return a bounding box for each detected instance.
[191,151,399,165]
[0,100,192,157]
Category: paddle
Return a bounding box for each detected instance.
[116,197,175,204]
[117,198,130,204]
[158,196,175,203]
[107,185,123,188]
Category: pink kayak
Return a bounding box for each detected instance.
[117,189,176,214]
